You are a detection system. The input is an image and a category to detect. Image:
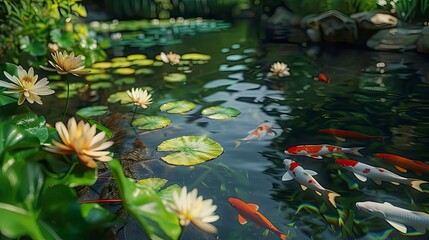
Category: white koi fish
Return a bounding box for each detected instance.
[335,159,427,192]
[284,144,364,159]
[356,201,429,233]
[235,122,275,148]
[282,159,340,208]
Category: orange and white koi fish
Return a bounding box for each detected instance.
[374,153,429,176]
[235,122,275,148]
[317,73,330,84]
[284,144,364,159]
[282,159,340,208]
[319,128,387,142]
[228,197,287,240]
[335,159,428,192]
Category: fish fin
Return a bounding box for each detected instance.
[315,191,322,196]
[326,191,341,208]
[308,154,322,159]
[282,172,294,181]
[335,136,346,142]
[300,185,308,191]
[385,219,408,233]
[414,226,427,233]
[247,203,259,211]
[350,147,365,156]
[373,179,382,185]
[409,179,428,192]
[354,173,367,182]
[391,182,400,185]
[279,233,288,240]
[383,202,393,206]
[304,170,318,176]
[267,131,276,136]
[394,165,408,173]
[254,224,261,229]
[234,140,242,148]
[238,214,247,225]
[247,129,256,134]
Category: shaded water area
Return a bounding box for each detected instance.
[36,19,429,239]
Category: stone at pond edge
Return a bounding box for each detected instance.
[350,12,398,30]
[417,26,429,53]
[367,28,422,51]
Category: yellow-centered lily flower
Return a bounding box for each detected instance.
[160,51,181,65]
[0,66,54,105]
[125,87,153,109]
[268,62,290,77]
[40,50,90,76]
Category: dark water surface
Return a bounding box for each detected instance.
[37,19,429,240]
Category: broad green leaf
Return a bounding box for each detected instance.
[92,62,112,69]
[160,101,195,114]
[77,105,109,118]
[0,62,18,80]
[157,136,224,166]
[158,185,181,203]
[114,77,135,85]
[90,82,112,89]
[107,91,130,104]
[112,61,132,68]
[114,68,135,75]
[133,59,154,66]
[85,74,111,82]
[135,68,155,75]
[181,53,211,61]
[164,73,186,82]
[132,116,171,130]
[202,106,240,119]
[0,203,46,239]
[137,178,168,191]
[71,3,87,17]
[50,29,74,49]
[127,54,147,60]
[108,159,181,240]
[111,57,127,62]
[80,203,118,228]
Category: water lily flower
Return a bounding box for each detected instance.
[44,117,114,168]
[268,62,290,77]
[40,50,90,76]
[125,87,153,109]
[160,51,181,65]
[168,186,219,234]
[0,66,54,105]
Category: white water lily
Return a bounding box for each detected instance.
[168,186,219,234]
[125,87,153,109]
[40,50,90,76]
[160,51,181,65]
[44,117,114,168]
[0,66,54,105]
[268,62,290,77]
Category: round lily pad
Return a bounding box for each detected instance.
[85,68,105,74]
[202,106,240,119]
[157,136,223,166]
[56,90,78,99]
[112,61,132,68]
[152,61,164,67]
[137,178,168,190]
[127,54,147,61]
[107,91,130,104]
[90,82,112,89]
[111,57,127,62]
[133,59,154,66]
[135,68,155,75]
[181,53,211,61]
[76,105,109,118]
[132,116,171,130]
[92,62,112,69]
[160,101,195,114]
[85,74,111,82]
[114,77,135,85]
[114,68,135,75]
[164,73,186,82]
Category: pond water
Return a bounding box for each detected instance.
[36,19,429,240]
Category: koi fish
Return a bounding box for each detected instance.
[228,197,287,240]
[235,122,275,148]
[356,201,429,233]
[317,73,330,84]
[335,159,427,192]
[284,144,364,159]
[319,128,387,142]
[282,159,340,208]
[374,153,429,176]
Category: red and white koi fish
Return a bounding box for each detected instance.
[374,153,429,176]
[335,159,428,192]
[319,128,387,142]
[228,197,287,240]
[235,122,275,148]
[282,159,340,208]
[284,144,364,159]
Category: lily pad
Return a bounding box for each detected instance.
[84,68,105,74]
[135,68,155,75]
[56,90,78,99]
[92,62,112,69]
[114,68,135,75]
[127,54,147,60]
[76,106,109,118]
[137,178,168,191]
[85,74,111,82]
[202,106,240,119]
[90,82,112,89]
[160,101,195,114]
[114,77,135,85]
[111,57,127,62]
[164,73,186,82]
[112,61,132,68]
[152,61,164,67]
[157,136,223,166]
[107,91,130,104]
[181,53,211,61]
[133,59,154,66]
[132,116,171,130]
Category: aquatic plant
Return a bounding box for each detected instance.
[268,62,290,78]
[395,0,429,22]
[160,51,181,65]
[125,87,153,124]
[283,0,377,16]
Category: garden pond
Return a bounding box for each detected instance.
[34,19,429,240]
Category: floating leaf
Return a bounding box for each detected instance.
[132,116,171,130]
[181,53,211,61]
[114,77,135,85]
[127,54,147,60]
[157,136,223,166]
[132,59,154,66]
[84,68,105,74]
[137,178,168,191]
[56,90,78,99]
[160,101,195,114]
[76,106,109,118]
[135,68,155,75]
[114,68,135,75]
[92,62,112,69]
[90,82,112,89]
[111,57,127,62]
[202,106,240,119]
[112,61,132,68]
[107,91,130,104]
[85,74,111,82]
[164,73,186,82]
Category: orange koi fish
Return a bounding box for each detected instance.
[317,73,330,84]
[319,128,387,142]
[374,153,429,176]
[228,197,287,240]
[284,144,364,159]
[235,122,275,148]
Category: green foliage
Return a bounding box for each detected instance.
[327,0,377,15]
[395,0,429,22]
[284,0,327,16]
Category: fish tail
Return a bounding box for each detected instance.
[325,190,341,208]
[279,233,287,240]
[234,140,242,148]
[409,179,428,192]
[350,147,365,157]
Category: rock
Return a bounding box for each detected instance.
[367,28,422,51]
[304,10,358,44]
[417,26,429,53]
[306,28,321,42]
[351,12,398,30]
[266,6,301,26]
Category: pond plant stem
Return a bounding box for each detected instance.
[62,75,70,121]
[131,105,138,126]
